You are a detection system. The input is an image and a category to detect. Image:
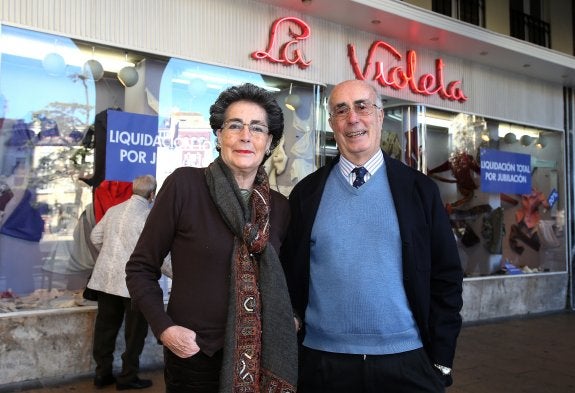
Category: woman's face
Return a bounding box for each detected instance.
[216,100,273,178]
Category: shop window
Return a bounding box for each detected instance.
[157,58,319,195]
[0,25,99,311]
[0,25,321,313]
[383,106,566,278]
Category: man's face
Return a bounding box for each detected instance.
[328,80,383,165]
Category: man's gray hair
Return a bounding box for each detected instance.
[132,174,157,199]
[328,80,383,108]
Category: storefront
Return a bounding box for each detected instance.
[1,0,573,386]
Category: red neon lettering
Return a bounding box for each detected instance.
[251,17,311,69]
[348,41,468,102]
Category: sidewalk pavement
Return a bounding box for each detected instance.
[4,310,575,392]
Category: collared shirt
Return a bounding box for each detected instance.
[339,150,384,186]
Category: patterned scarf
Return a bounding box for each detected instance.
[205,157,297,393]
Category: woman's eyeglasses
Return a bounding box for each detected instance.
[221,120,269,135]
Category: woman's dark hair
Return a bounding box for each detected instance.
[209,83,284,151]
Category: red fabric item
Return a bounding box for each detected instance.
[93,180,133,222]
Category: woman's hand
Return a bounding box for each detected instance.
[160,325,201,358]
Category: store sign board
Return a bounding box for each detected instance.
[251,17,311,69]
[251,17,467,102]
[348,42,468,102]
[106,110,158,182]
[480,148,531,194]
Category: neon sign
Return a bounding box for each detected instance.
[252,17,468,102]
[251,17,311,69]
[348,41,468,102]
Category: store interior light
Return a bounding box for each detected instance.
[42,52,67,77]
[117,52,139,87]
[83,46,104,81]
[498,123,541,146]
[84,59,104,81]
[284,83,301,111]
[2,31,136,74]
[534,134,547,149]
[520,134,533,146]
[118,65,139,87]
[503,132,517,144]
[418,113,453,129]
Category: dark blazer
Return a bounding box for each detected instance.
[280,151,463,369]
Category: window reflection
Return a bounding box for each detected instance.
[0,26,319,313]
[155,58,272,188]
[1,26,97,308]
[383,106,566,278]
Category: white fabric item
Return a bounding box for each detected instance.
[289,106,314,183]
[87,195,151,297]
[68,203,98,272]
[538,219,560,248]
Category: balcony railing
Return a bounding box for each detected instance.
[510,9,551,48]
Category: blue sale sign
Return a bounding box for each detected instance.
[480,148,531,194]
[105,110,159,182]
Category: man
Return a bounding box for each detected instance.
[87,174,156,390]
[281,80,463,393]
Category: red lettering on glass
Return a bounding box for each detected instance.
[251,17,311,69]
[348,41,468,102]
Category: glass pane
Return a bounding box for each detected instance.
[420,107,566,277]
[156,58,318,196]
[0,26,321,313]
[385,105,567,277]
[1,26,97,305]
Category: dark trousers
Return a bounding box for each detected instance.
[164,347,223,393]
[93,291,149,384]
[298,346,445,393]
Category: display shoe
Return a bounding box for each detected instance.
[94,374,116,389]
[116,377,153,390]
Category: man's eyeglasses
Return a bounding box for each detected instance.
[221,120,269,136]
[330,102,381,119]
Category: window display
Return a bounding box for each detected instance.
[0,26,97,311]
[0,25,319,314]
[0,24,567,315]
[383,106,566,277]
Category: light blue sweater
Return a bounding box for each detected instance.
[304,166,422,354]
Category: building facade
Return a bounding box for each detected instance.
[1,0,574,386]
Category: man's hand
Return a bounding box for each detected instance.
[160,325,200,358]
[294,315,302,332]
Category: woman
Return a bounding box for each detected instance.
[126,83,297,393]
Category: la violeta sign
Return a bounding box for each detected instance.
[348,41,468,102]
[251,17,468,103]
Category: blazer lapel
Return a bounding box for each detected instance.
[299,156,339,231]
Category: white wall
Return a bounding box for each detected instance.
[0,0,565,130]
